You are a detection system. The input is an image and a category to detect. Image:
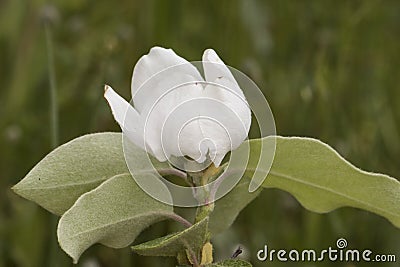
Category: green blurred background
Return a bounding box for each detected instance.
[1,0,399,266]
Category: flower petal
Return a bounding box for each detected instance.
[201,49,251,165]
[143,82,205,162]
[202,49,242,95]
[106,47,252,166]
[131,47,203,113]
[104,85,146,151]
[130,47,208,162]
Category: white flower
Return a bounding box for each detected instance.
[104,47,251,167]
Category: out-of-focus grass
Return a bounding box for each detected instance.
[0,0,399,266]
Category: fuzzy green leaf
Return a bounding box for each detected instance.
[12,132,173,215]
[244,136,400,227]
[57,173,174,263]
[132,217,208,257]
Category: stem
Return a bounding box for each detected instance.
[45,23,59,148]
[158,167,193,187]
[187,248,200,267]
[45,20,59,266]
[158,167,187,179]
[208,168,230,204]
[192,164,222,223]
[167,213,193,228]
[174,164,222,265]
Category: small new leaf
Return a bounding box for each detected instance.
[132,217,208,257]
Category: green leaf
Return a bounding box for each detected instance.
[12,132,173,215]
[245,136,400,228]
[209,180,261,236]
[57,173,175,263]
[207,259,252,267]
[132,217,208,257]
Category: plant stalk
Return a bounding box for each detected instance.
[45,21,60,267]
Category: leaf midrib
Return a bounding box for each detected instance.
[266,170,399,218]
[67,211,175,239]
[15,177,111,191]
[15,168,171,190]
[17,166,182,191]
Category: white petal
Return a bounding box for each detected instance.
[143,82,205,161]
[211,152,225,167]
[201,49,251,165]
[202,49,244,96]
[104,85,146,151]
[202,48,251,136]
[130,47,207,162]
[203,83,251,166]
[111,47,252,166]
[131,47,203,113]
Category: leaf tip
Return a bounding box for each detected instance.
[11,183,23,196]
[57,223,82,265]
